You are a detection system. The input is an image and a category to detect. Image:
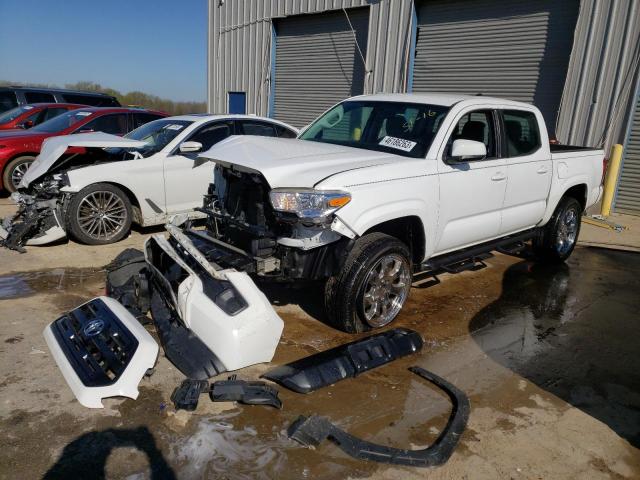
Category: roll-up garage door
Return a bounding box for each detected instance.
[413,0,579,134]
[615,94,640,215]
[273,8,369,128]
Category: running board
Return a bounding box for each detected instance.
[419,229,535,274]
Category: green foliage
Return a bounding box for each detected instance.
[0,80,207,115]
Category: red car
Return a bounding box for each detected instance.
[0,103,85,131]
[0,107,167,192]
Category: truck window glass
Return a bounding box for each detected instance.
[503,110,541,157]
[446,110,496,159]
[300,101,449,158]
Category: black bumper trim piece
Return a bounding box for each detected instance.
[170,376,282,411]
[263,328,423,393]
[287,366,470,467]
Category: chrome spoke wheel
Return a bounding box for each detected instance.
[556,207,579,255]
[77,191,127,241]
[10,161,32,190]
[361,253,411,328]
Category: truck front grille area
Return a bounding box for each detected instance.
[206,167,287,256]
[50,298,139,387]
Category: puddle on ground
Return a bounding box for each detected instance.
[468,247,640,447]
[0,267,105,300]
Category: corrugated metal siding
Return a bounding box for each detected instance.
[412,0,578,133]
[273,8,369,127]
[208,0,413,116]
[556,0,640,149]
[615,92,640,214]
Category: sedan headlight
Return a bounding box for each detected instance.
[269,189,351,219]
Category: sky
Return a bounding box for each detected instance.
[0,0,207,102]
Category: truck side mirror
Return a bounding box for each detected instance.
[179,141,203,154]
[449,139,487,162]
[20,120,34,129]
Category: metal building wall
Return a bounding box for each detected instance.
[555,0,640,149]
[207,0,414,116]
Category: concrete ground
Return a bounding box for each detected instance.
[579,212,640,253]
[1,198,640,479]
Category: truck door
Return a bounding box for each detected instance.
[499,109,551,234]
[434,109,507,254]
[163,120,234,214]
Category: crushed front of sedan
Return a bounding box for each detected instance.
[0,133,146,252]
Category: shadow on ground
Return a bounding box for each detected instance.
[469,247,640,447]
[43,426,176,480]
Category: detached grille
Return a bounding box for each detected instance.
[51,298,139,387]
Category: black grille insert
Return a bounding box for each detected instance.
[51,298,139,387]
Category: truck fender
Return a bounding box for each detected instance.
[336,199,434,261]
[539,177,590,226]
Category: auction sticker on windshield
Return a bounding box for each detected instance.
[379,136,416,152]
[163,124,185,131]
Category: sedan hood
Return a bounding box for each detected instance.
[20,132,146,188]
[198,136,400,188]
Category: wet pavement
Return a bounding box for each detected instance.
[1,246,639,479]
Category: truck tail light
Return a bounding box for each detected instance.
[601,157,608,185]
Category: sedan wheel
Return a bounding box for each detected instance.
[66,183,133,245]
[77,191,128,241]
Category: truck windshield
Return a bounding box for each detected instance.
[299,101,449,158]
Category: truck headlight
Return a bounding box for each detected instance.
[269,189,351,219]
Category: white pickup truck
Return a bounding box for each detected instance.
[176,92,603,333]
[44,93,606,406]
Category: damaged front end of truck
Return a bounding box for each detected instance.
[0,133,147,252]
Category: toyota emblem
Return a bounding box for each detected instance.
[83,319,105,337]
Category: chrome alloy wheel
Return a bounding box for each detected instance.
[76,191,127,241]
[10,161,32,190]
[556,207,579,255]
[361,253,411,328]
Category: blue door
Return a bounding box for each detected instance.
[228,92,246,114]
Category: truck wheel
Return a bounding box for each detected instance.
[3,155,36,193]
[325,233,412,333]
[533,196,582,263]
[66,183,132,245]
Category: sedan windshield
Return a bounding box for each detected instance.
[0,105,36,123]
[32,110,94,133]
[299,101,449,158]
[121,119,193,157]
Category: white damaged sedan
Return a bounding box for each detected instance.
[0,114,297,251]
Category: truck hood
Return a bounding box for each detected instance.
[198,136,400,188]
[20,132,146,188]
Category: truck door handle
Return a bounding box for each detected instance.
[537,166,549,174]
[491,173,506,181]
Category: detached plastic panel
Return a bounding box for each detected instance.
[288,366,470,467]
[263,328,423,393]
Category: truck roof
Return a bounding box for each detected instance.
[351,92,534,109]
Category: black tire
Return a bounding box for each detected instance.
[3,155,36,193]
[66,183,132,245]
[324,232,412,333]
[533,196,582,263]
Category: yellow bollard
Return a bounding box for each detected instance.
[601,144,624,217]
